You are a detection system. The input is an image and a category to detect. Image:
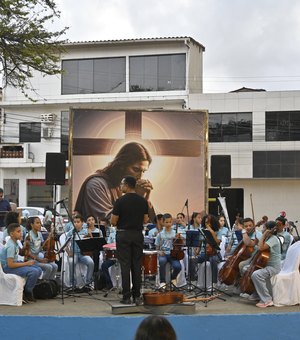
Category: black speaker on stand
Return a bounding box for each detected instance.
[45,153,66,231]
[211,155,231,188]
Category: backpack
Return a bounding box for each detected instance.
[33,279,60,299]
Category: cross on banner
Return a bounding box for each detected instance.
[73,110,201,157]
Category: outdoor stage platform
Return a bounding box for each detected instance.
[0,286,300,340]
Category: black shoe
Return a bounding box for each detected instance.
[134,296,143,306]
[120,298,132,305]
[25,292,37,302]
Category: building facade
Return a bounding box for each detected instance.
[1,37,300,224]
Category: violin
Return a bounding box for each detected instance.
[43,227,57,262]
[170,225,185,261]
[21,233,31,262]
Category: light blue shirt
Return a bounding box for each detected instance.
[66,227,88,254]
[0,238,19,267]
[29,230,43,255]
[155,229,176,255]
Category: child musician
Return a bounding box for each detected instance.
[155,213,181,288]
[65,214,94,289]
[27,216,58,280]
[0,223,42,302]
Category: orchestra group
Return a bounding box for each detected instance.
[0,180,295,308]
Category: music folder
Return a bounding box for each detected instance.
[75,237,106,252]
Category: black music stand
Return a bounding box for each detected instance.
[182,230,202,293]
[192,228,227,306]
[76,237,107,291]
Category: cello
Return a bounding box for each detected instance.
[218,224,256,286]
[170,225,185,261]
[43,227,57,262]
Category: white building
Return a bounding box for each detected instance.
[1,37,300,225]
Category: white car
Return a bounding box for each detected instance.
[17,207,67,232]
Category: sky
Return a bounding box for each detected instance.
[54,0,300,93]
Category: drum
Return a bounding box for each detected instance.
[103,243,117,260]
[142,250,158,276]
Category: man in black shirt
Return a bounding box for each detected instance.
[111,175,149,305]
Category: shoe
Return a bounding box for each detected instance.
[159,282,166,289]
[248,293,260,301]
[240,293,250,299]
[120,298,132,305]
[171,279,177,287]
[232,286,241,295]
[25,293,37,302]
[134,296,143,306]
[256,300,274,308]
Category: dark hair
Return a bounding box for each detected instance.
[163,213,172,221]
[86,214,96,221]
[201,214,220,232]
[190,212,201,225]
[266,220,277,230]
[73,214,84,222]
[243,217,254,225]
[0,188,3,194]
[101,142,152,186]
[123,175,136,189]
[154,214,164,224]
[5,211,20,226]
[177,212,185,219]
[134,316,177,340]
[7,223,20,235]
[276,216,286,224]
[26,216,41,231]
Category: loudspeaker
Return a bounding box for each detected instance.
[211,155,231,187]
[45,153,66,185]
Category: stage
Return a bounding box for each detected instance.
[0,286,299,340]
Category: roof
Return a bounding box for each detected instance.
[230,87,266,93]
[63,36,205,51]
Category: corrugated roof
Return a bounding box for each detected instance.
[63,36,205,51]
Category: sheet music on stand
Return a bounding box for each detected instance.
[56,236,72,254]
[76,237,107,253]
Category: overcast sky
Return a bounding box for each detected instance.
[55,0,300,93]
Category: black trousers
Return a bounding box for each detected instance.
[116,230,143,299]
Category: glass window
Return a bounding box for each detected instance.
[253,151,300,178]
[62,57,126,95]
[61,111,69,159]
[266,111,300,141]
[129,54,186,92]
[209,112,252,142]
[19,122,41,143]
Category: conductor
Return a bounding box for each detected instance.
[111,175,149,305]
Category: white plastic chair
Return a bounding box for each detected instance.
[271,241,300,306]
[0,263,26,306]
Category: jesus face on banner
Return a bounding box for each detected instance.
[71,109,207,221]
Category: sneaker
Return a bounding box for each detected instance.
[232,286,241,295]
[171,279,177,287]
[240,293,250,299]
[248,293,260,301]
[134,296,143,306]
[25,293,37,302]
[120,298,132,305]
[256,300,274,308]
[159,282,166,289]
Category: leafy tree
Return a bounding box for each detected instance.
[0,0,68,97]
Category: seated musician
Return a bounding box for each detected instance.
[86,214,103,238]
[148,214,164,238]
[65,214,94,289]
[275,216,291,261]
[251,221,282,308]
[26,216,58,280]
[155,213,181,288]
[100,226,117,290]
[195,214,222,287]
[225,217,243,257]
[172,212,187,238]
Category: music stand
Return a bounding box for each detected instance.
[76,238,107,291]
[182,230,202,293]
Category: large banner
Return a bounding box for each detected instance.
[71,109,207,222]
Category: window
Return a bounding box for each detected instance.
[129,54,186,92]
[209,113,252,142]
[266,111,300,141]
[253,151,300,178]
[62,57,126,94]
[61,111,69,159]
[19,122,41,143]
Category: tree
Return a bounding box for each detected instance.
[0,0,68,98]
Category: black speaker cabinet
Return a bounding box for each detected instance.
[45,153,66,185]
[211,155,231,187]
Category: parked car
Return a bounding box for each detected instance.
[17,207,67,232]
